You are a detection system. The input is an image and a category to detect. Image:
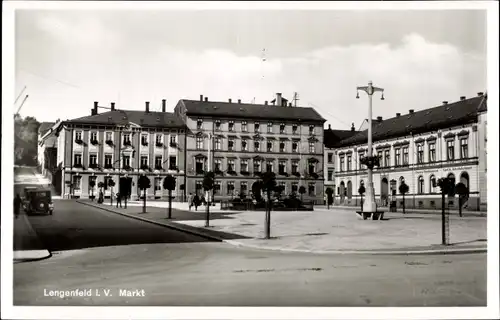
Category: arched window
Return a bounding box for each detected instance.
[399,176,405,185]
[417,176,424,194]
[429,175,436,193]
[360,180,364,187]
[347,181,352,199]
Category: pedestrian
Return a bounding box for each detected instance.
[98,190,104,204]
[187,193,193,211]
[116,192,122,208]
[193,194,199,211]
[14,194,22,219]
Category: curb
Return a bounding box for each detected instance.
[78,201,487,256]
[76,201,225,242]
[14,214,52,263]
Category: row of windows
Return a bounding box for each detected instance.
[74,131,177,146]
[73,153,177,170]
[72,176,175,192]
[337,138,469,171]
[198,119,317,135]
[193,158,319,174]
[195,137,317,153]
[194,180,318,196]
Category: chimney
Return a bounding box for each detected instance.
[91,108,96,116]
[145,101,150,113]
[442,101,448,105]
[351,123,355,131]
[328,124,331,130]
[93,101,98,115]
[396,113,401,117]
[477,92,484,96]
[276,93,282,107]
[377,116,383,122]
[238,99,241,104]
[409,109,414,114]
[204,97,208,102]
[110,102,115,111]
[265,101,268,105]
[460,96,466,101]
[200,94,204,101]
[228,98,232,103]
[288,102,292,107]
[162,99,166,112]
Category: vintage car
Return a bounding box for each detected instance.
[23,187,54,215]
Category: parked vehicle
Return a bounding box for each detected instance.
[23,187,54,215]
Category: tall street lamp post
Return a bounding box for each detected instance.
[356,81,385,216]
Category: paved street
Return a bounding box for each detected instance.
[13,200,486,307]
[25,200,212,251]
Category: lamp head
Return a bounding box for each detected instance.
[356,91,360,99]
[381,92,385,100]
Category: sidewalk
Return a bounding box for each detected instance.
[80,200,487,255]
[326,205,487,217]
[13,213,51,262]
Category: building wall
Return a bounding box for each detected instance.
[478,112,487,210]
[61,123,186,200]
[184,114,325,204]
[333,123,482,211]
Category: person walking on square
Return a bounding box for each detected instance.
[116,192,122,208]
[14,194,22,219]
[187,193,193,211]
[193,194,200,211]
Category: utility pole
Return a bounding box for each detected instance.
[15,95,29,116]
[15,86,27,104]
[293,92,300,107]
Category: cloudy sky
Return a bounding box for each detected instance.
[14,5,487,129]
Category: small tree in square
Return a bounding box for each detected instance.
[358,185,366,212]
[399,182,409,214]
[298,186,306,202]
[138,175,151,213]
[260,171,277,239]
[203,171,215,227]
[163,174,176,219]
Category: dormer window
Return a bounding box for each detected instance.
[197,118,203,130]
[215,120,221,131]
[309,125,315,135]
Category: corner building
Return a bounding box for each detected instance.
[54,101,186,200]
[174,94,327,204]
[333,93,487,211]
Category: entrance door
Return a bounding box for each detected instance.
[381,177,389,206]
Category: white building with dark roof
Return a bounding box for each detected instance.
[332,92,487,211]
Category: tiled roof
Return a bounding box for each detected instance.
[324,129,359,149]
[66,110,185,128]
[38,122,55,135]
[178,99,326,122]
[338,95,487,147]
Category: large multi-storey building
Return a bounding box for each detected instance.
[174,93,327,204]
[332,93,487,211]
[54,100,187,200]
[323,124,359,202]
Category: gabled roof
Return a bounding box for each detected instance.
[38,122,55,135]
[324,128,359,149]
[65,110,185,128]
[337,94,487,147]
[178,99,326,122]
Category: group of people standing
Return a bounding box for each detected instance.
[187,193,207,211]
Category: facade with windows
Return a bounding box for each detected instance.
[174,93,326,204]
[54,101,186,200]
[332,93,487,211]
[323,124,359,203]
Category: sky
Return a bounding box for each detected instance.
[14,7,487,130]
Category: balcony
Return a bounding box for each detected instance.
[75,138,83,145]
